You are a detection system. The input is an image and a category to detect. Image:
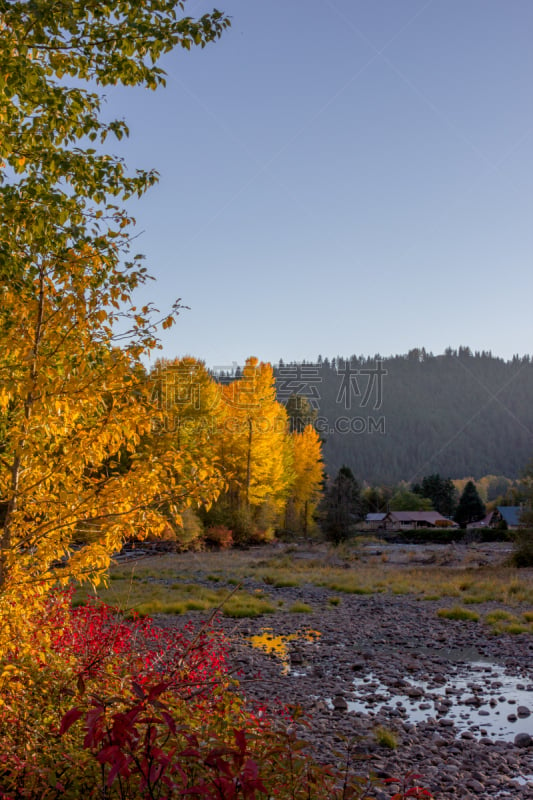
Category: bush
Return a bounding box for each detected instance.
[0,592,435,799]
[510,529,533,567]
[204,525,234,550]
[174,508,205,549]
[0,592,246,798]
[393,528,465,544]
[247,527,276,545]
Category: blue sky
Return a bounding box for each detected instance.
[106,0,532,368]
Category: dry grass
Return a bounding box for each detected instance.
[437,606,480,622]
[72,543,533,623]
[74,574,275,618]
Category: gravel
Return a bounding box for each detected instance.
[157,585,533,799]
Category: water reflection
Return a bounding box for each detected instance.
[344,661,533,741]
[249,628,320,674]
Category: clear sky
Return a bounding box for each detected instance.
[105,0,533,368]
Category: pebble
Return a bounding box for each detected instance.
[161,578,533,800]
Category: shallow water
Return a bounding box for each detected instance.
[342,661,533,741]
[249,628,320,674]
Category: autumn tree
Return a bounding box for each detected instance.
[150,357,224,452]
[0,1,230,603]
[146,357,226,544]
[210,358,293,540]
[389,487,433,512]
[286,425,324,536]
[361,484,393,515]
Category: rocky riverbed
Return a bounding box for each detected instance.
[159,585,533,799]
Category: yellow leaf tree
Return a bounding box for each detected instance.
[286,425,324,536]
[150,357,224,454]
[146,357,226,544]
[0,251,223,601]
[213,358,293,540]
[0,0,230,614]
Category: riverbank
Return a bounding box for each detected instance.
[150,543,533,799]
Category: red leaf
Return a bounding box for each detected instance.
[59,707,83,735]
[161,710,176,734]
[147,681,170,702]
[131,681,145,699]
[97,745,122,765]
[106,754,131,786]
[234,728,246,754]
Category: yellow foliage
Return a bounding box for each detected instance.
[287,426,324,534]
[0,251,224,621]
[217,358,293,515]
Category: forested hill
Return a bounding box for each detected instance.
[273,349,533,484]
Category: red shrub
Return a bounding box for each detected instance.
[204,526,234,550]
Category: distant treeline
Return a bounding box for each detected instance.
[268,348,533,483]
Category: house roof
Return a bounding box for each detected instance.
[497,506,522,527]
[468,511,496,528]
[366,513,387,522]
[386,511,450,524]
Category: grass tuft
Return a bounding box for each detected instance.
[223,596,276,618]
[437,606,479,622]
[374,726,398,749]
[289,602,312,613]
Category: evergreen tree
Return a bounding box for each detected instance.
[412,474,457,517]
[454,480,486,527]
[285,394,318,434]
[322,466,361,544]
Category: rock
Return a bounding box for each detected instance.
[332,694,348,711]
[464,696,482,706]
[466,779,485,793]
[514,733,533,748]
[517,705,531,717]
[206,576,533,799]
